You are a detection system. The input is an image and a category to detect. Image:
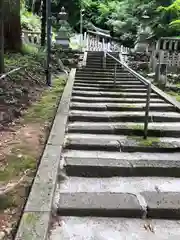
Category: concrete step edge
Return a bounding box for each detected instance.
[57,191,180,219]
[64,157,180,177]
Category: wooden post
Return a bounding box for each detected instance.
[0,0,4,73]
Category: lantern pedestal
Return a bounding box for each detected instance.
[55,7,70,49]
[55,29,70,49]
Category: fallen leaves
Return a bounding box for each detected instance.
[144,222,155,233]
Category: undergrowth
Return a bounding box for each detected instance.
[166,90,180,102]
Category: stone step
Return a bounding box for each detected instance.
[69,110,180,122]
[83,65,120,68]
[64,155,180,177]
[57,189,180,219]
[86,64,103,67]
[57,192,143,218]
[64,149,180,161]
[86,60,118,64]
[64,134,180,152]
[86,64,122,68]
[85,59,109,62]
[59,176,180,195]
[87,53,103,55]
[86,57,103,60]
[85,63,122,70]
[49,217,180,239]
[72,91,159,99]
[70,102,174,112]
[75,75,140,80]
[86,62,121,66]
[74,79,141,84]
[74,82,146,89]
[76,69,129,73]
[86,59,119,63]
[63,150,180,177]
[76,69,131,73]
[75,74,132,79]
[68,121,180,137]
[73,86,147,93]
[76,68,133,77]
[71,96,165,103]
[75,79,140,84]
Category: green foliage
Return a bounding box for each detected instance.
[78,0,180,45]
[21,0,180,46]
[21,5,41,31]
[21,44,39,55]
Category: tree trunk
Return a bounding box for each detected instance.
[41,0,46,46]
[0,0,4,73]
[4,0,22,52]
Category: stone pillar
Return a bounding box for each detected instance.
[155,63,167,90]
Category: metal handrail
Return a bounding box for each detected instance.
[105,52,151,139]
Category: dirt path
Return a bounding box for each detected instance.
[0,74,66,239]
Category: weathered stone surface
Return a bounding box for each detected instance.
[74,82,146,88]
[75,80,142,85]
[131,160,180,177]
[64,137,120,151]
[142,192,180,219]
[73,86,147,93]
[64,156,180,177]
[120,137,180,153]
[49,217,180,240]
[71,102,173,110]
[64,157,131,177]
[64,148,180,159]
[69,110,180,122]
[48,69,76,146]
[15,212,50,240]
[58,192,143,217]
[71,96,164,103]
[72,90,158,98]
[67,121,180,137]
[25,145,62,212]
[64,134,180,152]
[59,177,180,194]
[68,122,114,134]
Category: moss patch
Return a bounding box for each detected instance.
[127,124,144,130]
[166,91,180,102]
[24,76,66,123]
[128,136,173,148]
[0,150,36,183]
[121,104,135,108]
[128,136,160,146]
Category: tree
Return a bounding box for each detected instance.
[41,0,46,46]
[4,0,22,51]
[0,0,4,73]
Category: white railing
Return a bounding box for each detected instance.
[22,30,41,45]
[84,30,130,54]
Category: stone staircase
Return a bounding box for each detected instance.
[50,51,180,239]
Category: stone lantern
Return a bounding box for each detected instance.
[134,11,151,54]
[55,6,70,49]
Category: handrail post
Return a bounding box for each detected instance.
[102,37,105,52]
[106,52,152,139]
[114,63,117,86]
[86,33,89,51]
[103,51,106,69]
[144,83,151,139]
